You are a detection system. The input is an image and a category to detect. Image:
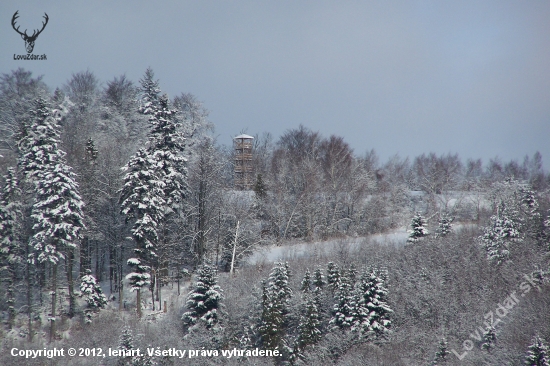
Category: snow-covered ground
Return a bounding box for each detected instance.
[247,222,478,264]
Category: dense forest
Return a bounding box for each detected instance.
[0,67,549,365]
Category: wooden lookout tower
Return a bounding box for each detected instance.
[234,134,254,190]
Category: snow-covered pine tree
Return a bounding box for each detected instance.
[481,326,496,352]
[407,212,429,243]
[145,93,188,307]
[182,264,224,330]
[259,262,293,350]
[117,328,155,366]
[301,268,312,293]
[479,201,523,264]
[147,94,187,213]
[269,262,293,309]
[353,268,393,339]
[0,167,23,329]
[79,269,107,323]
[119,325,134,350]
[518,186,542,239]
[432,337,450,365]
[435,214,453,238]
[353,270,370,336]
[480,179,543,263]
[330,271,356,330]
[20,97,85,340]
[117,326,135,366]
[347,263,357,284]
[259,280,284,350]
[313,267,325,289]
[79,137,99,276]
[545,211,550,250]
[326,261,340,293]
[525,336,549,366]
[297,296,322,348]
[254,173,268,200]
[291,295,322,364]
[119,147,165,318]
[138,67,161,115]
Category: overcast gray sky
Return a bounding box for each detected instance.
[2,1,549,168]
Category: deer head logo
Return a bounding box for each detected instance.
[12,11,49,54]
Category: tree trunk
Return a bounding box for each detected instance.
[157,269,162,311]
[197,179,206,262]
[151,269,156,311]
[80,236,89,277]
[118,244,124,311]
[66,250,76,318]
[50,263,57,343]
[95,239,99,280]
[26,246,33,342]
[109,243,116,294]
[230,221,239,277]
[7,266,16,330]
[136,289,141,318]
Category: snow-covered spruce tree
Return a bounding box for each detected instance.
[481,326,496,352]
[119,148,165,318]
[145,93,188,308]
[79,269,107,323]
[259,280,284,350]
[313,267,326,289]
[79,137,99,275]
[254,173,268,200]
[182,264,224,331]
[117,326,135,366]
[259,262,293,350]
[432,337,450,365]
[20,97,85,340]
[138,67,161,115]
[353,268,392,339]
[297,296,322,348]
[269,261,293,307]
[290,295,322,364]
[147,94,187,212]
[301,268,312,293]
[481,179,543,263]
[117,326,156,366]
[347,263,357,284]
[479,201,523,264]
[326,261,340,293]
[525,336,549,366]
[518,186,542,239]
[330,271,356,331]
[0,167,23,330]
[407,212,429,243]
[435,214,453,238]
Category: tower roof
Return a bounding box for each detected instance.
[234,134,254,139]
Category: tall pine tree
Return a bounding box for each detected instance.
[119,148,165,318]
[146,94,188,308]
[0,167,23,329]
[20,97,85,341]
[138,67,161,115]
[260,262,292,350]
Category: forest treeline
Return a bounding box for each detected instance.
[0,67,549,364]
